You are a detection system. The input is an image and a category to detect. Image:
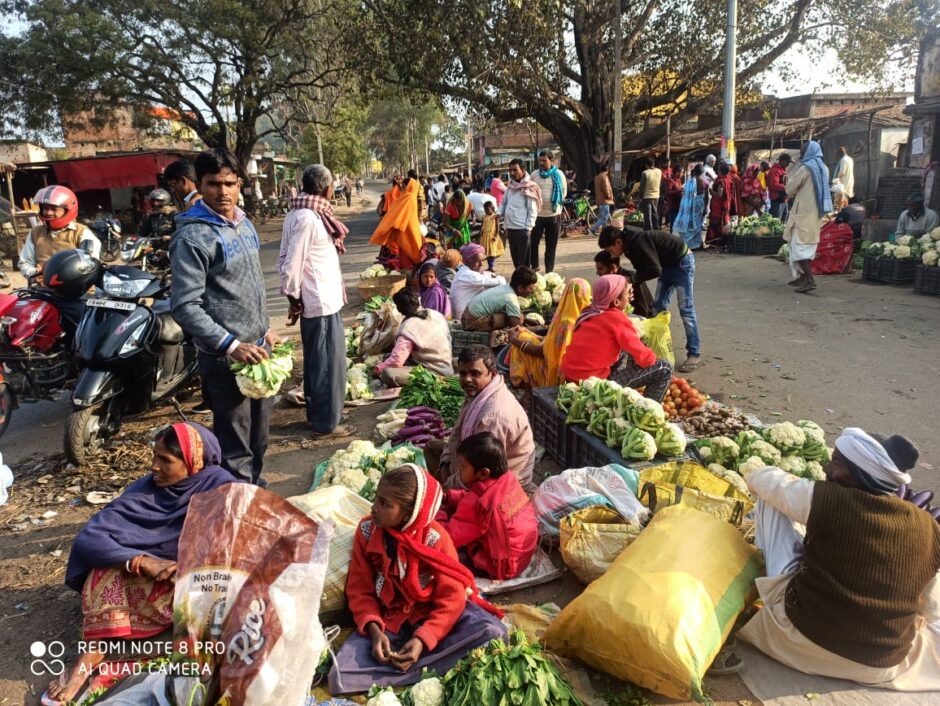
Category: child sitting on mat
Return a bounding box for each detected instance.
[438,432,538,581]
[331,464,506,694]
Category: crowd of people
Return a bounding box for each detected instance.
[34,145,940,703]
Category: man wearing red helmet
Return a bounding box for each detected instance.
[19,185,100,278]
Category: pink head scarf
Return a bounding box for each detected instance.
[460,243,485,265]
[575,274,627,329]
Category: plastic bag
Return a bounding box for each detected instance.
[532,464,646,539]
[544,505,763,702]
[358,300,404,356]
[0,451,12,506]
[632,311,675,364]
[559,506,642,584]
[637,461,753,525]
[288,486,372,621]
[174,484,332,706]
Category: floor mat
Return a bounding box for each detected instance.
[737,643,934,705]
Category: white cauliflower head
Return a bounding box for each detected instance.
[763,422,806,453]
[517,295,533,310]
[366,688,403,706]
[552,286,563,303]
[805,460,826,481]
[335,466,368,494]
[410,676,444,706]
[894,245,912,259]
[385,445,417,469]
[533,272,547,293]
[931,226,940,242]
[738,456,768,477]
[924,249,940,267]
[535,290,553,308]
[896,235,913,246]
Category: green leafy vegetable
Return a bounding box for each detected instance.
[229,341,295,399]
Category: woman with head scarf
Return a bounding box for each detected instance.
[331,464,506,694]
[374,287,453,387]
[741,164,767,215]
[559,275,673,401]
[435,248,461,291]
[442,189,472,249]
[417,261,451,318]
[48,424,238,704]
[449,243,506,320]
[508,277,592,388]
[783,140,832,293]
[738,428,940,691]
[370,174,425,269]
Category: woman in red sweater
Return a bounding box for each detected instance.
[560,274,673,402]
[330,464,506,694]
[439,432,538,580]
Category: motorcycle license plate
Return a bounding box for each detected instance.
[87,299,136,311]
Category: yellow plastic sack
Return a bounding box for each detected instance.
[559,506,642,584]
[638,461,753,525]
[633,311,674,364]
[544,505,763,702]
[288,485,372,620]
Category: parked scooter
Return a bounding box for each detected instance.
[66,264,198,464]
[0,250,100,439]
[120,235,170,275]
[88,213,123,263]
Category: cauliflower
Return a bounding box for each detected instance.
[410,676,444,706]
[626,396,667,433]
[533,272,547,293]
[621,427,657,461]
[778,455,808,477]
[931,226,940,242]
[524,312,546,326]
[517,295,533,310]
[894,245,912,259]
[919,233,933,246]
[708,463,753,497]
[805,460,826,481]
[552,286,563,303]
[347,364,374,401]
[737,455,768,478]
[896,235,913,246]
[736,429,762,448]
[544,272,564,290]
[694,436,740,466]
[655,422,687,457]
[366,688,403,706]
[796,420,825,443]
[534,289,553,308]
[334,465,368,494]
[777,242,790,259]
[762,422,806,454]
[924,249,940,267]
[385,445,417,469]
[741,438,782,465]
[348,440,379,458]
[361,265,390,280]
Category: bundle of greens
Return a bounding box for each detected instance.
[732,213,785,237]
[365,295,391,312]
[397,366,464,427]
[442,631,583,706]
[230,341,295,399]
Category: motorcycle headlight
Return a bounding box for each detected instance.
[103,272,150,299]
[119,323,147,356]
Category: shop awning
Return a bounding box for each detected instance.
[50,152,184,191]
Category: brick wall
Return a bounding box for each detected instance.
[874,168,924,217]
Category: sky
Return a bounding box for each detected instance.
[764,45,912,98]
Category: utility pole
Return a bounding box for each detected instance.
[612,0,623,186]
[721,0,737,164]
[425,135,430,175]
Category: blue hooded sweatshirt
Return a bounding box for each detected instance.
[170,200,269,355]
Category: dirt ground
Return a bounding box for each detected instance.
[1,183,938,705]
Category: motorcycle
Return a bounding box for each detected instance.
[66,265,198,464]
[120,235,170,274]
[88,214,123,263]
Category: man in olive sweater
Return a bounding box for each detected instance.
[739,428,940,690]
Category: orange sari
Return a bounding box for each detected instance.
[370,179,424,266]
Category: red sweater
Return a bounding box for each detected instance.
[767,164,788,201]
[439,473,538,581]
[345,516,466,652]
[560,309,656,381]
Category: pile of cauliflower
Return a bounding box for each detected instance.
[518,271,566,311]
[347,362,374,401]
[361,264,392,279]
[320,440,422,500]
[365,675,444,706]
[920,227,940,267]
[864,229,940,265]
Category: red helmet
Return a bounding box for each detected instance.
[34,185,79,230]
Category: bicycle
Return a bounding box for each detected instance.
[560,192,597,238]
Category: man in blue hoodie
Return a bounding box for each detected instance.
[170,148,279,484]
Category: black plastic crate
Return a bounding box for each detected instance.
[449,323,509,355]
[862,254,916,285]
[914,264,940,296]
[530,387,569,466]
[730,234,784,256]
[568,423,692,470]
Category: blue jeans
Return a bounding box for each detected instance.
[591,203,611,233]
[653,252,701,357]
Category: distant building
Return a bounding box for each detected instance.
[62,104,203,157]
[904,29,940,212]
[762,92,911,121]
[472,121,559,174]
[0,140,48,164]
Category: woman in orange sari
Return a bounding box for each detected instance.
[507,278,592,388]
[370,175,425,269]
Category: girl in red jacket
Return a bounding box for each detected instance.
[439,432,538,580]
[329,464,506,694]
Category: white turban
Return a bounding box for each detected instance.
[835,427,911,492]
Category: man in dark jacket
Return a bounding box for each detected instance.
[170,148,279,485]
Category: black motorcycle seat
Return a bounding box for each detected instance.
[156,312,184,343]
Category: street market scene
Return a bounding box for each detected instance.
[0,2,940,705]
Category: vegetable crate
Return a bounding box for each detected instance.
[914,264,940,296]
[729,235,784,256]
[862,255,916,285]
[449,323,510,355]
[569,424,691,471]
[530,387,571,466]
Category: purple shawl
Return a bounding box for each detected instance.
[419,262,452,317]
[65,424,239,591]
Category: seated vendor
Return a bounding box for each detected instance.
[417,261,451,318]
[330,464,506,694]
[450,244,505,319]
[434,345,536,495]
[439,432,538,581]
[461,266,538,332]
[738,428,940,691]
[896,194,939,237]
[50,423,238,704]
[560,274,672,403]
[374,287,453,387]
[435,249,461,292]
[508,277,592,389]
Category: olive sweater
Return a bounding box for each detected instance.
[784,481,940,668]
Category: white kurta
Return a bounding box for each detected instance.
[833,155,855,198]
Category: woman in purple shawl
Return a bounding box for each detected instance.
[49,423,237,704]
[418,261,452,318]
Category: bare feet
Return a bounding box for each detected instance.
[46,651,103,703]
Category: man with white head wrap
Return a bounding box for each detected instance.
[736,427,940,690]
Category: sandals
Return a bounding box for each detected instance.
[795,282,817,294]
[708,639,744,676]
[310,424,356,443]
[787,278,803,286]
[678,357,701,373]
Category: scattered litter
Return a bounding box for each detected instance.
[41,510,58,519]
[49,549,62,558]
[36,475,52,485]
[86,491,116,505]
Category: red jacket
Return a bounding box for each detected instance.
[767,164,788,202]
[345,516,466,651]
[440,473,538,581]
[561,309,656,382]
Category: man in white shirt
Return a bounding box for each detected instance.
[467,186,497,221]
[529,150,567,272]
[164,159,203,212]
[428,175,447,219]
[499,159,541,268]
[831,146,855,199]
[277,164,353,440]
[450,243,506,319]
